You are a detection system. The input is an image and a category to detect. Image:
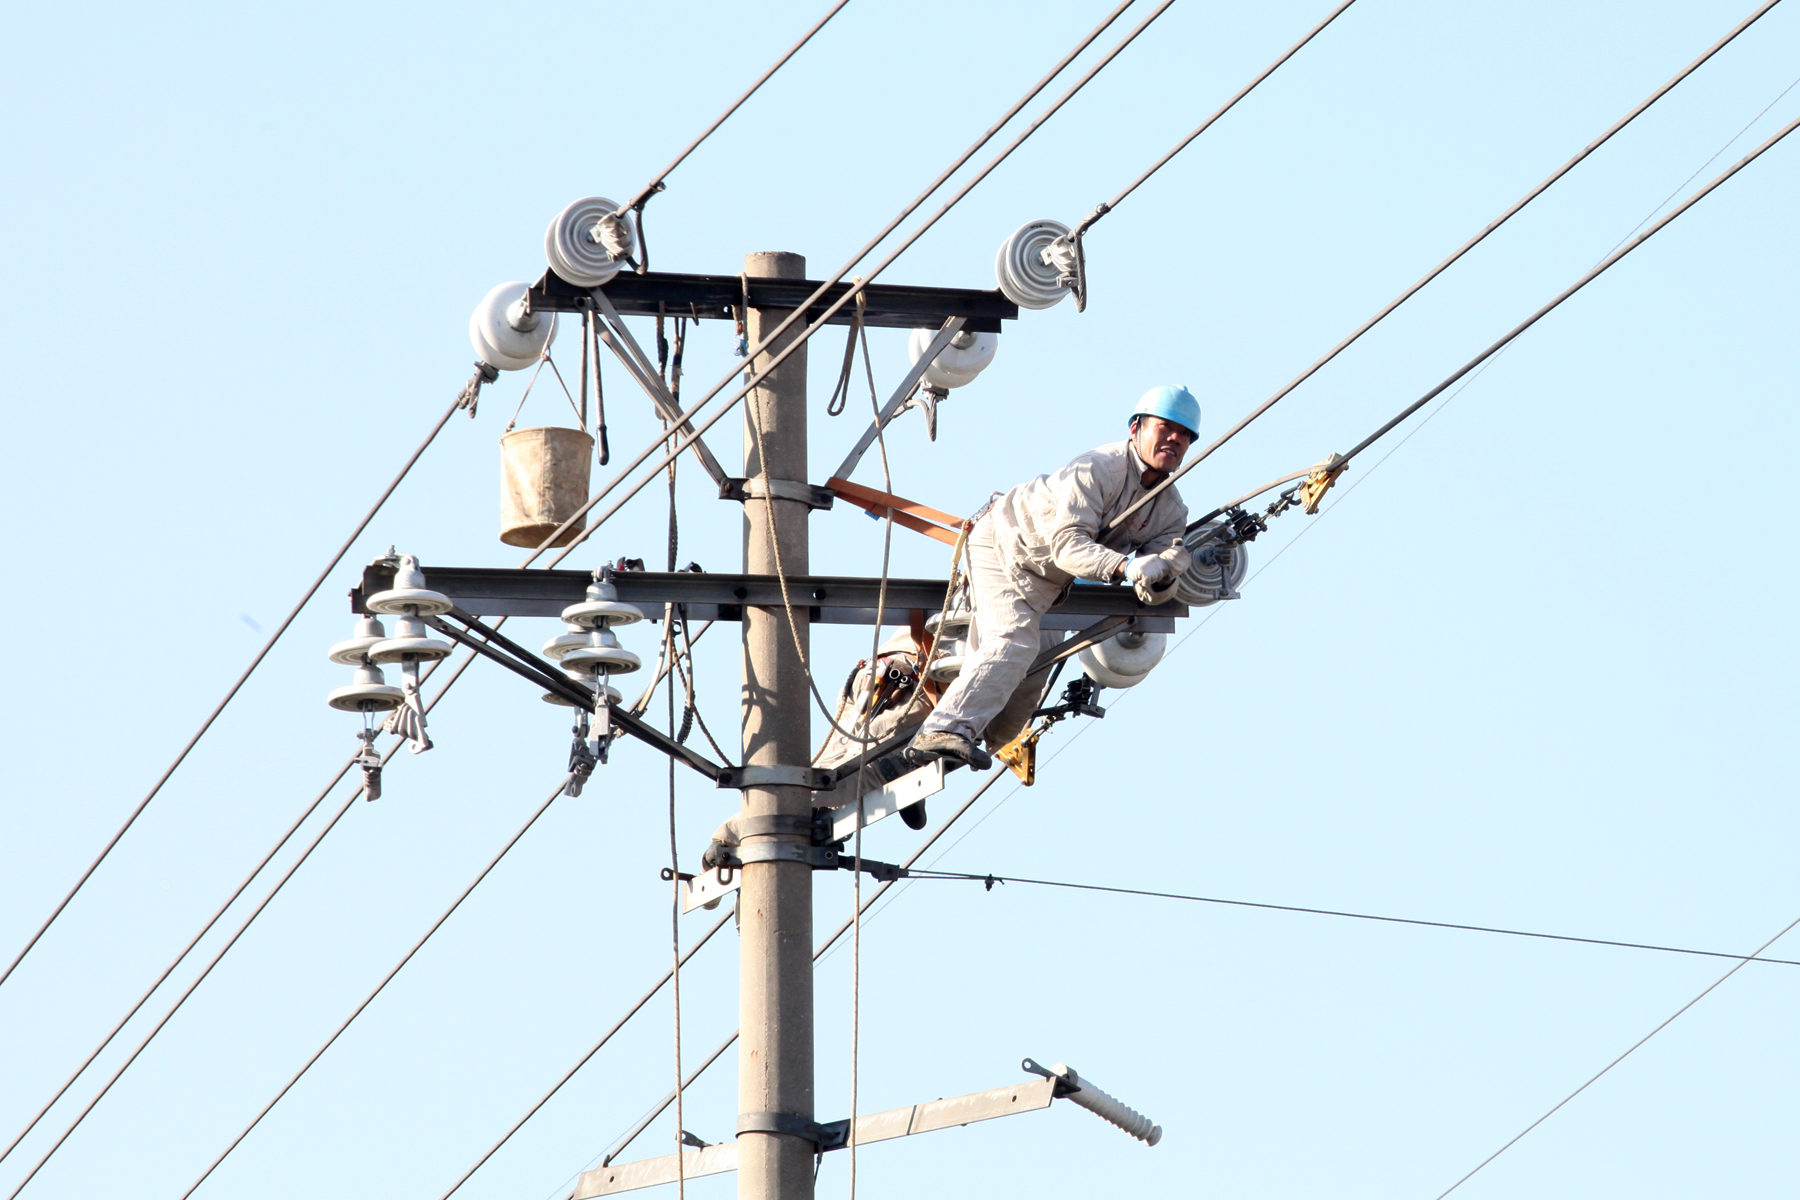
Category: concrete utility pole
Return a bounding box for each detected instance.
[736,250,814,1200]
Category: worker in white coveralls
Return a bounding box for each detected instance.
[911,385,1200,770]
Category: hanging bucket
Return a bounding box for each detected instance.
[500,426,594,548]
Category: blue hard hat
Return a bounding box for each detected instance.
[1130,385,1200,438]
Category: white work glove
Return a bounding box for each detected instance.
[1124,554,1172,588]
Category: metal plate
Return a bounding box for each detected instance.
[574,1143,739,1198]
[825,759,945,843]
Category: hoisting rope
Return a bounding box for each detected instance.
[1099,0,1785,541]
[1050,0,1360,310]
[825,288,868,416]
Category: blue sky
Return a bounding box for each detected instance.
[1,2,1796,1197]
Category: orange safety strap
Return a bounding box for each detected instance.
[827,477,969,548]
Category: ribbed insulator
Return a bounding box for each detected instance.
[994,219,1072,309]
[1054,1064,1162,1146]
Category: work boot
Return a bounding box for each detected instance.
[899,800,928,830]
[910,730,993,772]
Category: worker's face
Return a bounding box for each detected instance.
[1133,416,1192,474]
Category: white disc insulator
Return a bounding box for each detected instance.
[470,281,557,371]
[368,635,454,664]
[924,652,965,683]
[563,644,643,674]
[327,682,405,712]
[924,609,971,638]
[542,628,590,661]
[328,615,388,665]
[365,587,453,616]
[545,196,638,287]
[1079,631,1167,689]
[561,598,644,628]
[542,683,622,707]
[908,327,999,391]
[994,219,1072,310]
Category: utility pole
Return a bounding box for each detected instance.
[736,250,814,1200]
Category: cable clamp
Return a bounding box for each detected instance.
[717,764,835,790]
[726,842,838,869]
[1299,452,1347,514]
[718,477,836,510]
[736,1111,844,1150]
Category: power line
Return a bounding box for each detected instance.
[1339,110,1800,467]
[511,0,1160,567]
[1432,914,1800,1199]
[616,0,854,215]
[1102,0,1787,537]
[895,871,1800,969]
[175,775,578,1197]
[436,910,736,1200]
[0,388,473,993]
[5,644,487,1198]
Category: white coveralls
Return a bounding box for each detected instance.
[920,439,1189,750]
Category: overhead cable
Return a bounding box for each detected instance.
[510,0,1161,567]
[1431,914,1800,1199]
[1102,0,1787,537]
[2,747,373,1167]
[895,871,1800,969]
[435,910,736,1200]
[0,391,470,993]
[614,0,854,216]
[5,646,485,1199]
[1052,0,1360,307]
[1337,110,1800,467]
[177,776,577,1198]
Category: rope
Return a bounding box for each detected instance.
[744,374,881,743]
[0,386,469,996]
[1100,0,1788,539]
[514,0,1160,569]
[1432,914,1800,1199]
[177,774,575,1198]
[665,615,686,1200]
[597,769,1014,1168]
[847,323,896,1200]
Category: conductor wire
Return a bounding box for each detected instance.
[1431,914,1800,1199]
[1101,0,1788,537]
[5,639,489,1198]
[509,0,1159,568]
[0,390,467,994]
[178,775,577,1198]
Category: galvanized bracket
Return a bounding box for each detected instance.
[718,477,836,510]
[716,764,835,791]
